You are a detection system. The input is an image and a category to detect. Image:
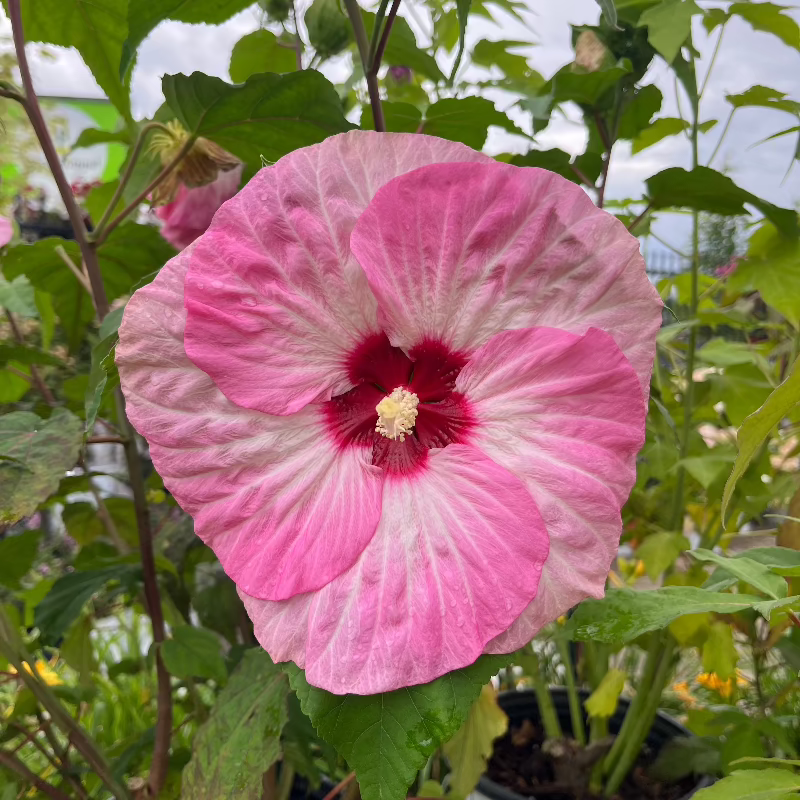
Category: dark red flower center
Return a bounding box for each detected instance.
[323,333,474,475]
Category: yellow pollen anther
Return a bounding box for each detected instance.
[375,388,419,441]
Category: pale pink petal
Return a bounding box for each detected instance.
[117,246,383,601]
[241,444,549,694]
[350,161,662,395]
[184,131,489,416]
[156,166,243,251]
[453,326,647,652]
[0,216,12,247]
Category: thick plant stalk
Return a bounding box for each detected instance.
[556,637,586,745]
[602,635,661,777]
[603,640,676,797]
[0,750,73,800]
[525,647,562,740]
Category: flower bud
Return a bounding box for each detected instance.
[305,0,351,58]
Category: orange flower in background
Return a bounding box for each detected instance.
[10,659,63,686]
[695,671,748,699]
[672,680,697,707]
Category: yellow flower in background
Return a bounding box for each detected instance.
[672,681,697,707]
[696,672,735,698]
[10,660,63,686]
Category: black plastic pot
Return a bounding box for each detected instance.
[476,689,713,800]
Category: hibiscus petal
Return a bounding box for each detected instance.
[184,131,488,415]
[454,326,647,652]
[241,444,549,694]
[117,246,383,602]
[350,161,662,395]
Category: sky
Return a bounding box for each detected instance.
[1,0,798,254]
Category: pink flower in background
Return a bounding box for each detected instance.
[117,131,661,694]
[715,258,739,278]
[155,165,243,250]
[0,216,12,246]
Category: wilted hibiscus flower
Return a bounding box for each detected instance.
[117,131,661,695]
[148,120,242,250]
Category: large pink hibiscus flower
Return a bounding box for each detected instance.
[117,131,662,695]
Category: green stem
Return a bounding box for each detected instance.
[368,0,391,68]
[669,53,701,533]
[707,108,735,167]
[92,121,166,238]
[556,638,586,745]
[277,763,296,800]
[93,133,196,247]
[602,636,661,778]
[525,647,562,740]
[699,24,725,99]
[603,639,676,798]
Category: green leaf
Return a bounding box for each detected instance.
[471,39,536,82]
[422,96,527,149]
[735,547,800,577]
[697,338,764,367]
[616,84,663,140]
[0,275,37,317]
[726,85,800,114]
[229,29,297,82]
[679,454,736,490]
[511,148,585,185]
[640,0,701,63]
[649,737,722,782]
[722,356,800,519]
[162,71,353,172]
[0,531,41,588]
[632,117,688,153]
[549,60,631,108]
[181,649,288,800]
[60,614,97,685]
[286,654,511,800]
[85,325,120,435]
[161,626,226,682]
[2,227,173,353]
[594,0,618,27]
[0,345,64,368]
[443,686,508,798]
[703,7,729,33]
[691,549,788,599]
[585,668,627,718]
[566,587,798,643]
[0,410,83,526]
[86,181,126,228]
[693,768,800,800]
[451,0,471,81]
[646,167,799,238]
[35,565,137,644]
[4,0,131,119]
[362,102,422,133]
[635,532,690,580]
[702,621,738,681]
[122,0,252,76]
[363,12,445,83]
[730,222,800,326]
[63,498,137,548]
[729,2,800,50]
[35,291,56,351]
[72,127,132,149]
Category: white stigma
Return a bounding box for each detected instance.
[375,387,420,441]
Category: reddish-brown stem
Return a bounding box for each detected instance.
[569,164,595,190]
[93,134,195,247]
[370,0,401,76]
[4,310,57,406]
[115,389,172,796]
[8,0,109,319]
[322,771,357,800]
[86,435,128,444]
[0,750,73,800]
[627,202,653,233]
